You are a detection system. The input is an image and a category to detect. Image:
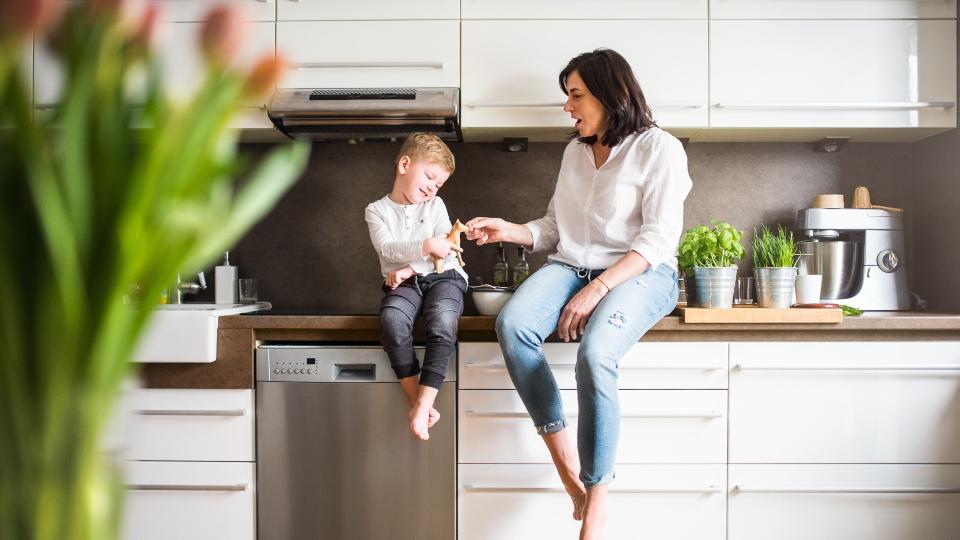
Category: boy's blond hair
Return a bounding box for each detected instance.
[396,133,455,174]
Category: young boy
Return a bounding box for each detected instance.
[364,133,467,441]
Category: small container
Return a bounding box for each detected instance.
[239,278,258,304]
[215,251,238,304]
[493,242,510,287]
[512,247,529,287]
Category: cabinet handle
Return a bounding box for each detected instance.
[465,362,722,371]
[136,409,246,416]
[465,410,722,419]
[733,364,960,371]
[464,484,722,494]
[734,485,960,494]
[466,101,704,109]
[294,61,443,70]
[716,101,955,110]
[127,483,248,492]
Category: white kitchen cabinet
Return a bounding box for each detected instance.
[130,0,277,22]
[710,20,957,129]
[122,460,255,540]
[127,388,255,462]
[462,0,706,19]
[277,20,459,88]
[459,389,727,464]
[34,22,275,107]
[459,464,726,540]
[277,0,457,20]
[729,464,960,540]
[459,342,727,390]
[729,341,960,464]
[711,0,957,19]
[461,20,708,131]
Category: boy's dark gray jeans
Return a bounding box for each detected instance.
[379,269,467,389]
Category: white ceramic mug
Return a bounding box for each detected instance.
[795,274,823,305]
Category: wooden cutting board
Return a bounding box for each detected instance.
[682,305,843,324]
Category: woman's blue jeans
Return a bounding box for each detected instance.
[495,261,678,488]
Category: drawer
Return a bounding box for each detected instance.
[122,460,255,540]
[459,342,727,390]
[459,464,725,540]
[277,21,459,89]
[729,464,960,540]
[459,390,727,464]
[729,341,960,463]
[277,0,459,20]
[128,389,254,462]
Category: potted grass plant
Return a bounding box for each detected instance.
[0,2,309,539]
[752,225,799,308]
[678,221,744,308]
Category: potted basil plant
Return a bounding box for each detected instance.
[752,225,799,308]
[678,221,744,308]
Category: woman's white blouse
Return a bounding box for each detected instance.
[525,128,692,271]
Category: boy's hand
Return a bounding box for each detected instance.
[386,266,415,289]
[422,235,463,259]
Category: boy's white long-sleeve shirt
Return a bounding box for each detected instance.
[365,195,468,281]
[525,127,692,271]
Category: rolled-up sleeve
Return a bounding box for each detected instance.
[365,205,427,264]
[524,192,560,254]
[629,138,692,269]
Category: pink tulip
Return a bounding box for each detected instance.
[200,5,245,66]
[130,3,159,53]
[0,0,60,42]
[244,53,288,100]
[88,0,126,16]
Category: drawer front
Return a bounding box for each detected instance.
[277,0,459,20]
[711,0,957,19]
[459,390,727,464]
[122,461,255,540]
[730,341,960,463]
[460,464,725,540]
[459,342,727,390]
[277,21,460,88]
[462,0,707,19]
[729,464,960,540]
[128,389,254,461]
[129,0,277,22]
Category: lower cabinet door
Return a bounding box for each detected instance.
[459,464,726,540]
[729,464,960,540]
[459,389,727,464]
[122,461,255,540]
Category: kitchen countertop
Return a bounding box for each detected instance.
[142,311,960,389]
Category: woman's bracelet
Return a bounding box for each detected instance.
[594,276,611,293]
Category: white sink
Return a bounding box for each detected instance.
[133,302,270,363]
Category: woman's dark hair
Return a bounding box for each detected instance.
[559,48,657,147]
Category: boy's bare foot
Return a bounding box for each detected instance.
[428,407,440,428]
[409,405,431,440]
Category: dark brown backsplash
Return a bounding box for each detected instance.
[191,140,920,314]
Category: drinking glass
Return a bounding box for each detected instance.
[734,276,755,305]
[239,278,258,304]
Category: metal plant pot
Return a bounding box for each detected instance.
[754,267,798,308]
[683,272,698,307]
[693,266,737,309]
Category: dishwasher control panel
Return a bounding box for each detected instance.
[256,345,455,383]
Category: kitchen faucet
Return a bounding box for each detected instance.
[171,272,207,304]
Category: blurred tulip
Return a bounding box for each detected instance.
[129,3,159,54]
[88,0,125,16]
[200,4,245,66]
[244,53,288,100]
[0,0,60,43]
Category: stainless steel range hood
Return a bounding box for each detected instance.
[267,87,460,142]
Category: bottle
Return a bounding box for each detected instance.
[215,251,238,304]
[493,242,510,287]
[512,246,529,287]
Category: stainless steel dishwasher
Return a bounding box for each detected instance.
[255,345,455,540]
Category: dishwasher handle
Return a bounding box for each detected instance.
[335,363,377,381]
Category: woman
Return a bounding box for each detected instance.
[466,49,692,540]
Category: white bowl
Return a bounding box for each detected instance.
[471,289,514,316]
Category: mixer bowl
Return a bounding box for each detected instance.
[797,240,861,299]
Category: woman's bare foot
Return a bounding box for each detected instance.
[409,405,431,440]
[579,484,608,540]
[427,407,440,428]
[566,485,586,521]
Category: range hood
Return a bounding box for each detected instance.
[267,87,461,142]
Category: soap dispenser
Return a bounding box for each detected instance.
[215,251,238,304]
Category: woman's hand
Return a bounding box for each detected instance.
[422,236,463,259]
[557,280,609,342]
[385,266,415,289]
[465,217,533,247]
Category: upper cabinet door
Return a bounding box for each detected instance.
[711,0,957,19]
[277,0,458,20]
[128,0,277,22]
[462,0,706,19]
[461,20,708,130]
[710,20,957,129]
[277,21,459,88]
